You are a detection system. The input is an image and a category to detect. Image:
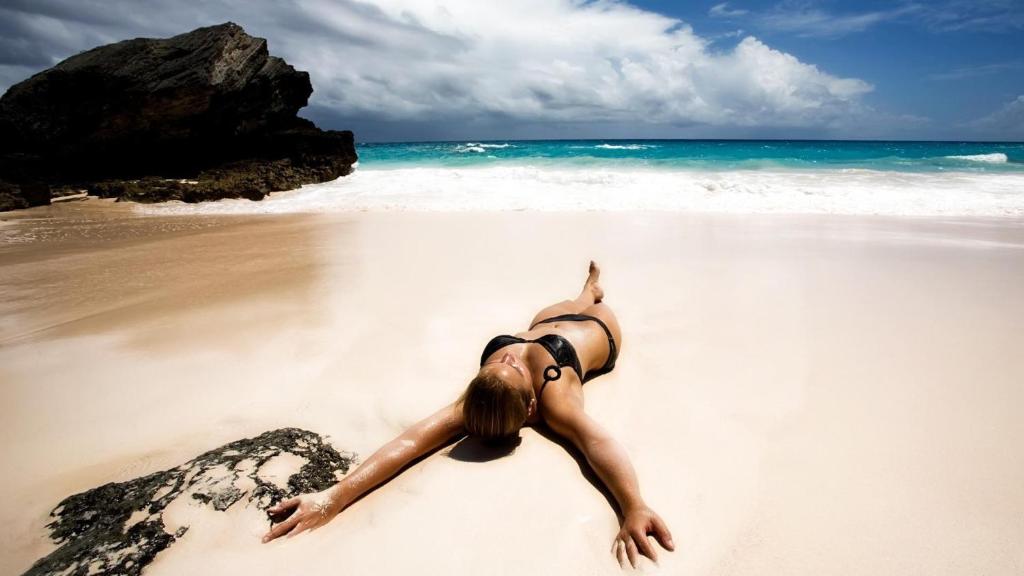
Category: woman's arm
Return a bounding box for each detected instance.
[542,388,674,568]
[262,401,464,542]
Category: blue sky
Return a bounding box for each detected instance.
[1,0,1022,141]
[638,1,1024,136]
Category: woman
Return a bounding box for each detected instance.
[262,262,674,568]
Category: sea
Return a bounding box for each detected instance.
[145,140,1024,216]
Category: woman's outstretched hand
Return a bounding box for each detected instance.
[261,488,341,543]
[613,506,674,568]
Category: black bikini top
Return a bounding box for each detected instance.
[479,334,582,398]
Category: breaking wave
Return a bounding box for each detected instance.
[944,153,1009,163]
[453,142,514,153]
[594,143,657,150]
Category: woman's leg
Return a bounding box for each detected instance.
[529,261,604,328]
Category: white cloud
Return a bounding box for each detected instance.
[717,0,1023,38]
[968,95,1024,139]
[709,3,749,18]
[919,0,1024,32]
[929,61,1024,81]
[0,0,876,135]
[279,0,874,130]
[754,3,919,38]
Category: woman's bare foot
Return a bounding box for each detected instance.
[585,260,604,303]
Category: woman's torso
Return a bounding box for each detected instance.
[481,317,617,401]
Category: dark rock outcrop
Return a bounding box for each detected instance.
[0,23,356,210]
[23,428,356,576]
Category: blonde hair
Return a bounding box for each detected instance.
[460,370,531,440]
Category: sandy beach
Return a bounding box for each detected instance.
[2,199,1023,575]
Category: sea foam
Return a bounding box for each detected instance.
[594,143,656,150]
[453,142,514,153]
[138,164,1024,217]
[944,153,1009,163]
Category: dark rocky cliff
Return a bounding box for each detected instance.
[0,23,356,211]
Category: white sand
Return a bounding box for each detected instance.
[1,202,1023,574]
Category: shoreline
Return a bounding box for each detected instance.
[129,165,1024,216]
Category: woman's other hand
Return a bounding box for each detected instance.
[612,506,674,568]
[261,488,341,542]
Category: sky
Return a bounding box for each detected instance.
[0,0,1022,142]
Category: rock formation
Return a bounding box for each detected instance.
[0,23,356,211]
[23,428,356,576]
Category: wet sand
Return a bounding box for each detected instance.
[2,200,1023,575]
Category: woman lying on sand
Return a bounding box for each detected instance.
[262,262,674,567]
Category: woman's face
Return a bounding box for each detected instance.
[481,351,530,391]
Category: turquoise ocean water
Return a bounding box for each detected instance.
[359,140,1024,172]
[142,139,1024,216]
